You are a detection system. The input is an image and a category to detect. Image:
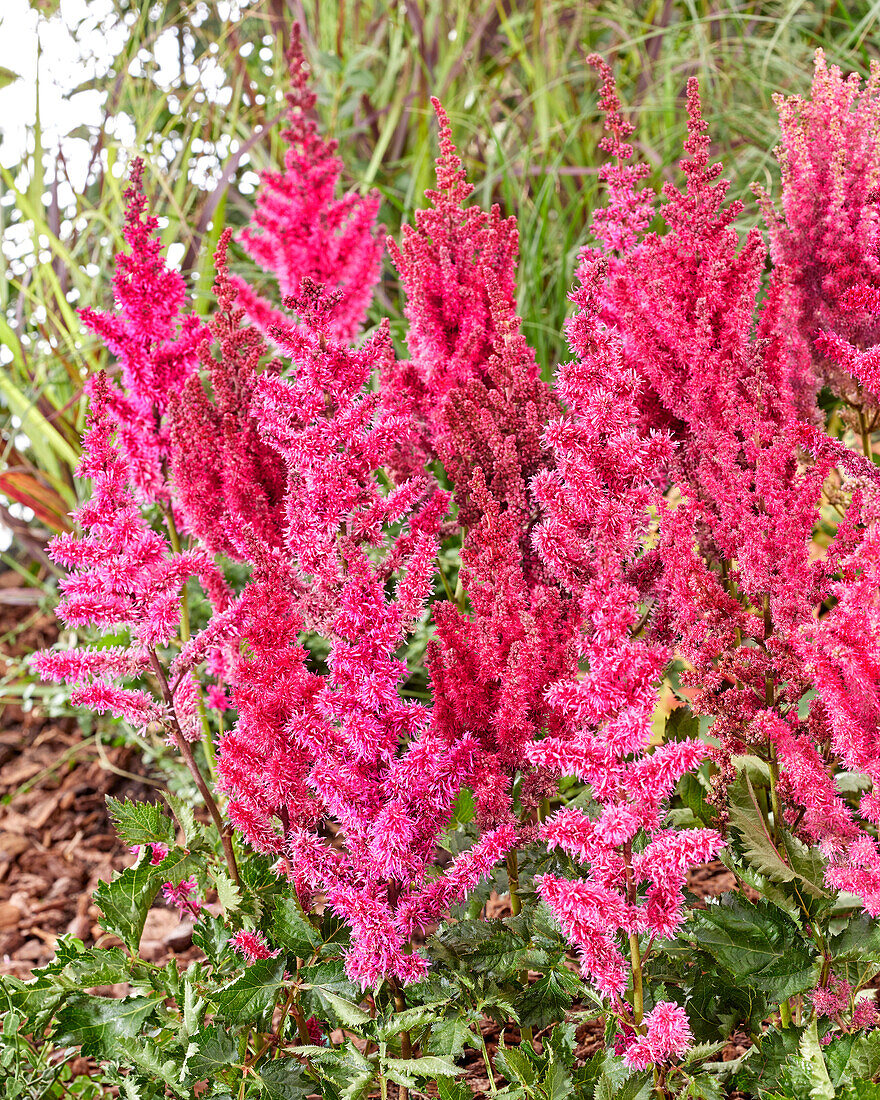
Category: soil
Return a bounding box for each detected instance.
[0,572,747,1095]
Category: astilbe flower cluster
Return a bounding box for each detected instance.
[757,49,880,412]
[526,253,724,1050]
[589,60,880,914]
[30,371,228,737]
[397,113,579,824]
[217,282,515,987]
[232,24,383,344]
[386,99,519,469]
[168,231,288,560]
[79,160,209,502]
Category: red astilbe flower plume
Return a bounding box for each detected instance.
[219,283,513,987]
[589,59,880,920]
[233,24,383,343]
[386,99,521,468]
[79,160,209,502]
[30,372,229,734]
[757,49,880,410]
[168,230,288,559]
[527,256,723,1048]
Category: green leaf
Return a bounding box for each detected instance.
[214,957,285,1025]
[163,792,204,850]
[106,797,176,849]
[254,1059,311,1099]
[429,1015,475,1058]
[192,913,232,968]
[93,862,161,952]
[213,867,244,920]
[53,995,157,1058]
[184,1024,238,1079]
[377,999,450,1040]
[308,985,372,1029]
[516,968,582,1029]
[495,1045,537,1087]
[113,1037,187,1095]
[676,1075,724,1099]
[734,1025,804,1096]
[271,896,321,958]
[94,849,199,950]
[728,773,807,891]
[383,1055,463,1082]
[691,894,817,1002]
[437,1080,474,1100]
[831,914,880,963]
[0,67,20,90]
[59,946,132,988]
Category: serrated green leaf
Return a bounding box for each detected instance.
[106,797,175,849]
[60,947,132,988]
[376,999,450,1040]
[53,995,157,1059]
[214,957,285,1025]
[831,914,880,963]
[192,912,232,967]
[94,850,199,950]
[437,1078,474,1100]
[309,985,372,1029]
[676,1074,724,1099]
[516,968,582,1029]
[691,894,817,1002]
[213,867,244,919]
[271,896,321,958]
[384,1055,463,1081]
[429,1015,475,1058]
[163,792,204,850]
[184,1023,238,1079]
[113,1036,187,1095]
[495,1045,537,1087]
[255,1059,311,1099]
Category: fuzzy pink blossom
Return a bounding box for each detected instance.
[230,929,279,962]
[79,160,208,502]
[623,1002,693,1069]
[32,372,229,733]
[218,282,510,986]
[757,49,880,409]
[811,975,851,1017]
[853,998,879,1030]
[233,24,383,343]
[162,876,202,919]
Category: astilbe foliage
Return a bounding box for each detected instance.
[217,282,514,986]
[527,254,724,1055]
[758,49,880,411]
[233,24,384,343]
[79,159,209,502]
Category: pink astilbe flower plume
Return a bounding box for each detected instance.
[31,372,228,733]
[233,24,383,343]
[758,49,880,411]
[526,253,723,1046]
[168,230,288,559]
[219,282,513,986]
[587,58,880,924]
[79,160,209,502]
[386,99,520,468]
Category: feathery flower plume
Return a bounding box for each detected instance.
[234,24,383,343]
[79,160,208,502]
[218,282,511,986]
[758,49,880,411]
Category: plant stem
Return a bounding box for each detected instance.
[858,407,874,462]
[479,1027,498,1095]
[390,978,411,1100]
[506,850,534,1045]
[148,649,239,885]
[628,932,644,1026]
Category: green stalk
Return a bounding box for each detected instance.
[628,932,644,1026]
[506,850,534,1045]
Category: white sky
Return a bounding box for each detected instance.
[0,0,125,170]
